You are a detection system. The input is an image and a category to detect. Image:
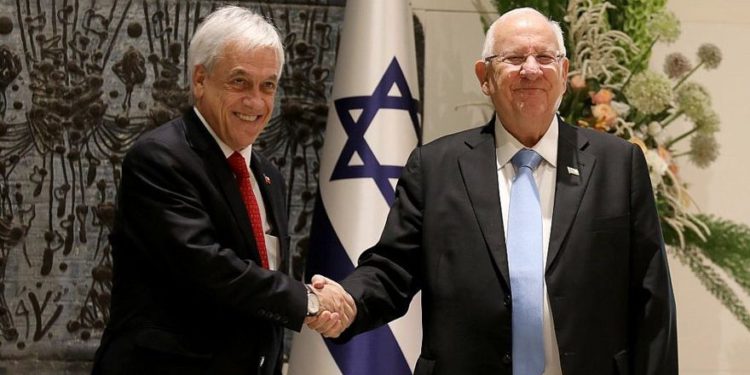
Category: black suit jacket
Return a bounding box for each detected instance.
[339,117,678,375]
[93,109,307,375]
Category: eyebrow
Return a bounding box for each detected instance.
[228,68,278,82]
[500,50,558,55]
[227,68,248,77]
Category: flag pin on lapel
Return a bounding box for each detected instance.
[264,175,271,185]
[567,166,580,176]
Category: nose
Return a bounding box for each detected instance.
[241,90,263,107]
[519,56,543,80]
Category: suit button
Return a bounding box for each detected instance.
[502,353,512,365]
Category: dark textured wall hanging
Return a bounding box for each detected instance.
[0,0,422,371]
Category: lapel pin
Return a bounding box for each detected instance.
[264,175,271,185]
[567,166,580,176]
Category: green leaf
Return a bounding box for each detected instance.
[686,215,750,297]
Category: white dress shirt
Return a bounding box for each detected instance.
[194,107,280,270]
[495,116,562,375]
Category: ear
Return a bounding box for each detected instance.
[560,57,570,94]
[474,60,490,96]
[192,65,207,100]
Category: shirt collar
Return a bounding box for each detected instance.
[495,115,559,170]
[193,107,253,163]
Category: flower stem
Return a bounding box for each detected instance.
[662,110,685,128]
[623,38,660,91]
[674,61,704,89]
[621,71,634,92]
[667,126,699,148]
[672,151,690,158]
[632,112,652,128]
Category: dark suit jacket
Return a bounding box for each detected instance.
[93,109,307,375]
[339,117,678,375]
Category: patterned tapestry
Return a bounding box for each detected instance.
[0,0,409,370]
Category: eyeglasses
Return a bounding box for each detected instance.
[484,52,565,67]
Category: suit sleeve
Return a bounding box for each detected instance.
[116,138,307,331]
[628,144,679,374]
[337,147,425,339]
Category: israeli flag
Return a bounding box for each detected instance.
[287,0,422,374]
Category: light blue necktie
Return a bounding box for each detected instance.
[507,148,545,375]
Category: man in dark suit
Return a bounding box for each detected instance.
[93,6,353,375]
[308,7,677,375]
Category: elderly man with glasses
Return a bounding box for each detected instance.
[309,7,678,375]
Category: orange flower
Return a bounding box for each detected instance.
[570,74,587,90]
[657,146,671,161]
[669,161,680,176]
[592,103,618,131]
[590,88,614,104]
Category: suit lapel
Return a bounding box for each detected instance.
[457,119,510,289]
[183,109,260,262]
[547,120,595,270]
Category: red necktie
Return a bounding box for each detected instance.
[227,152,269,269]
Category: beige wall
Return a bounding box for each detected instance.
[412,0,750,373]
[653,1,750,373]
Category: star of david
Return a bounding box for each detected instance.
[330,57,421,206]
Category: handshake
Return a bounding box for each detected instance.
[304,274,357,338]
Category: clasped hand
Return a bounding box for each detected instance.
[304,274,356,338]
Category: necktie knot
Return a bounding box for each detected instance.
[511,148,543,171]
[227,152,250,178]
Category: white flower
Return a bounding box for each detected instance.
[690,133,720,168]
[649,10,681,43]
[697,43,722,69]
[676,82,711,121]
[648,121,663,137]
[623,70,673,115]
[633,129,646,140]
[610,100,631,117]
[654,131,669,145]
[664,52,692,78]
[645,149,669,189]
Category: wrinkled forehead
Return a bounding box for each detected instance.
[211,42,280,71]
[492,16,560,53]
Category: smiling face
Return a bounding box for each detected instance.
[475,10,569,144]
[192,43,279,151]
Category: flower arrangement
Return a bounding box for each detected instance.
[562,0,720,246]
[483,0,750,330]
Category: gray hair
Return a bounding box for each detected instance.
[188,5,284,89]
[481,7,566,59]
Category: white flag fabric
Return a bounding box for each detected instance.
[287,0,422,374]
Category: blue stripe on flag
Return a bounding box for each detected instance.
[326,328,411,375]
[306,195,412,375]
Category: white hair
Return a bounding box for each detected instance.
[481,7,566,59]
[187,5,284,89]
